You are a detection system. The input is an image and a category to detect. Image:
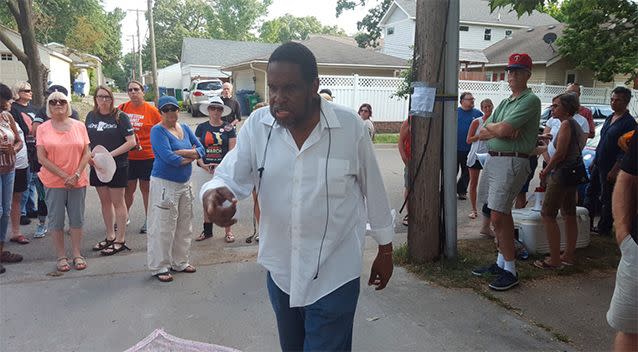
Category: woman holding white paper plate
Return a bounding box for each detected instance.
[85,86,136,256]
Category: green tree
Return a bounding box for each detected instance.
[259,14,345,43]
[207,0,272,41]
[491,0,638,83]
[335,0,391,48]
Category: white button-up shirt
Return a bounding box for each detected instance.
[200,99,394,307]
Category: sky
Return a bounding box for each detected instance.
[101,0,381,54]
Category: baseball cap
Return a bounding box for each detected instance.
[506,53,532,71]
[157,96,179,110]
[46,85,69,96]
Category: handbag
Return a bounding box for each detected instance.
[556,119,589,186]
[0,114,16,174]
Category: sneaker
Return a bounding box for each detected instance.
[34,224,47,238]
[471,263,505,277]
[140,221,147,234]
[19,216,31,225]
[489,271,519,291]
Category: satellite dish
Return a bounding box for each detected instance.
[543,32,557,44]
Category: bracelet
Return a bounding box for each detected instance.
[74,172,80,178]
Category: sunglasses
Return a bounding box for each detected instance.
[128,87,141,92]
[48,99,68,106]
[208,105,224,111]
[160,106,179,113]
[96,95,112,100]
[20,89,32,93]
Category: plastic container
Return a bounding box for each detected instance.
[512,206,590,254]
[247,94,260,112]
[235,89,254,116]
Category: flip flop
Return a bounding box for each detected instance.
[225,233,235,243]
[172,265,196,273]
[153,272,173,282]
[56,257,71,272]
[533,259,563,270]
[468,211,478,219]
[72,256,87,271]
[10,235,29,244]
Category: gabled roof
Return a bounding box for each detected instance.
[482,23,564,66]
[380,0,559,28]
[459,49,488,64]
[180,38,279,66]
[223,36,408,70]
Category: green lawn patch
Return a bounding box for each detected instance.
[373,133,399,144]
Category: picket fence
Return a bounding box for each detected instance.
[319,75,638,122]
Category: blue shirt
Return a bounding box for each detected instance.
[457,107,483,152]
[595,111,636,174]
[150,123,205,183]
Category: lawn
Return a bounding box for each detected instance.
[374,133,399,144]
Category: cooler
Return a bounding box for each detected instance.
[512,206,591,254]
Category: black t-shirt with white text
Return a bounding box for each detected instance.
[194,121,236,164]
[85,110,134,167]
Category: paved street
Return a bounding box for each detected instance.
[0,100,602,351]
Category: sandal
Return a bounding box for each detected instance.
[153,272,173,282]
[10,235,30,244]
[172,265,196,273]
[56,257,71,272]
[402,215,408,226]
[93,237,115,251]
[73,256,87,270]
[468,211,478,219]
[195,231,213,241]
[533,259,563,270]
[100,241,131,256]
[225,233,235,243]
[1,251,23,263]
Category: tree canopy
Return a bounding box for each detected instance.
[259,14,345,43]
[335,0,391,48]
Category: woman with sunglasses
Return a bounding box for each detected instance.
[119,81,162,235]
[194,97,236,242]
[86,86,137,255]
[0,83,24,274]
[358,103,375,140]
[147,96,204,282]
[36,91,91,272]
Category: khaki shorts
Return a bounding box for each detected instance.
[541,173,577,217]
[607,236,638,334]
[477,156,531,214]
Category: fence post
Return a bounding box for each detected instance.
[540,83,546,101]
[353,74,359,108]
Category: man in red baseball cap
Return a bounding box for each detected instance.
[471,52,541,291]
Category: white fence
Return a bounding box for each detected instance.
[319,75,638,122]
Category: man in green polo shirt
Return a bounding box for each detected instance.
[471,53,541,291]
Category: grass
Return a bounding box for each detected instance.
[373,133,399,144]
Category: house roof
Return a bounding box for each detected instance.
[459,49,488,64]
[380,0,558,28]
[482,23,564,66]
[180,38,280,66]
[223,36,408,70]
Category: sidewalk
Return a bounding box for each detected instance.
[0,236,573,352]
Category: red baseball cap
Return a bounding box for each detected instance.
[507,53,532,71]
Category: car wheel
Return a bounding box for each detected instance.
[191,104,200,117]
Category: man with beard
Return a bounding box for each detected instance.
[200,42,394,351]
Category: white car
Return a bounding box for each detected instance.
[183,79,223,117]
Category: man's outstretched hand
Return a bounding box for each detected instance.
[369,243,393,290]
[202,187,238,227]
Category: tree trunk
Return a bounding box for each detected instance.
[4,0,49,106]
[408,0,450,263]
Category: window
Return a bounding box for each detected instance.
[459,25,469,32]
[1,53,13,61]
[505,30,512,37]
[566,72,577,84]
[387,27,394,35]
[484,28,492,41]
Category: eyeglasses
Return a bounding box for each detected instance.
[208,106,224,112]
[359,109,370,113]
[48,99,68,106]
[160,106,179,113]
[19,89,32,93]
[96,95,112,100]
[128,87,141,92]
[550,104,558,109]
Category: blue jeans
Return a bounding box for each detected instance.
[267,272,360,352]
[0,171,16,242]
[20,168,37,215]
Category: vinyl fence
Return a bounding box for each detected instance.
[319,75,638,122]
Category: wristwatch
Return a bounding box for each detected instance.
[74,172,80,178]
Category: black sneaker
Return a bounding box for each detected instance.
[489,271,519,291]
[19,216,31,225]
[471,263,505,277]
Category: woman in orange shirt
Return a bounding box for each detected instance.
[36,91,91,272]
[119,81,161,234]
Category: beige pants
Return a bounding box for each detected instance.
[147,176,194,275]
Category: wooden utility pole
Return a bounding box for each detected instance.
[408,0,459,262]
[129,35,137,80]
[147,0,159,103]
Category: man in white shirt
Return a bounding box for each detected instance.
[201,42,394,351]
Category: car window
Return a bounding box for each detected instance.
[197,81,222,91]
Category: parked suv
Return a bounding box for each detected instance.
[184,79,223,117]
